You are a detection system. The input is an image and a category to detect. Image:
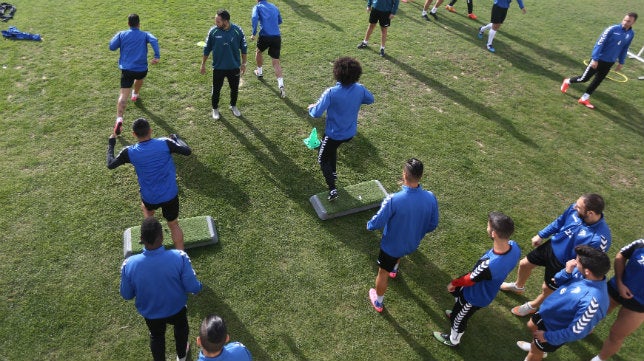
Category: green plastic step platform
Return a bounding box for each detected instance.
[123,215,218,258]
[309,180,388,220]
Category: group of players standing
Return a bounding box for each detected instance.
[105,1,641,360]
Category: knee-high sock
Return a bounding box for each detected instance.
[488,29,496,46]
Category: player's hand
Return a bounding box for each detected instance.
[200,65,206,75]
[617,281,634,299]
[565,259,577,273]
[615,63,624,71]
[240,63,246,75]
[531,235,543,247]
[590,60,598,69]
[522,8,527,14]
[307,103,317,110]
[366,6,371,12]
[389,14,395,19]
[151,58,159,65]
[250,35,255,41]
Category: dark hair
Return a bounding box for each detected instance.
[140,217,162,245]
[333,57,362,86]
[488,212,515,239]
[128,14,140,27]
[199,315,228,353]
[627,12,638,21]
[403,158,424,182]
[575,245,610,278]
[132,118,150,138]
[217,9,231,21]
[582,193,605,214]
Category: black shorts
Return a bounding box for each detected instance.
[490,4,508,24]
[607,281,644,313]
[257,35,281,59]
[377,249,399,272]
[142,195,180,222]
[369,9,391,28]
[526,241,565,290]
[120,69,148,88]
[531,313,564,353]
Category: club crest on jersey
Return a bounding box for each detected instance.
[638,255,644,265]
[571,286,582,294]
[618,40,622,45]
[578,229,587,237]
[560,287,567,294]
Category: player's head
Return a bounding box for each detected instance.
[132,118,151,138]
[128,14,140,28]
[403,158,424,183]
[333,57,362,86]
[623,13,638,29]
[215,10,231,28]
[140,217,163,245]
[575,193,605,222]
[487,212,515,240]
[198,315,229,354]
[575,245,610,279]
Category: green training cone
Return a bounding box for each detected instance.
[303,127,321,149]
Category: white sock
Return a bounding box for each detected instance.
[481,23,493,32]
[422,10,427,15]
[277,77,284,88]
[431,6,438,12]
[362,40,368,44]
[581,93,590,101]
[256,66,263,74]
[590,356,605,361]
[488,29,496,46]
[376,295,384,304]
[449,328,463,345]
[380,46,385,50]
[393,263,399,271]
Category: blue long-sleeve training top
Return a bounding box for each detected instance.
[109,27,160,72]
[308,82,374,141]
[591,24,635,64]
[539,267,609,346]
[367,185,439,258]
[120,247,202,319]
[493,0,524,10]
[538,204,611,265]
[252,0,282,37]
[609,239,644,305]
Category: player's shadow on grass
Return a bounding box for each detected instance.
[256,79,311,123]
[589,92,644,137]
[387,56,539,148]
[187,284,272,361]
[281,334,310,361]
[175,155,251,213]
[134,100,177,136]
[381,311,439,361]
[282,0,343,32]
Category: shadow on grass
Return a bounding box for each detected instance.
[187,284,271,361]
[281,334,310,361]
[386,54,539,148]
[381,310,439,361]
[282,0,343,32]
[256,77,312,124]
[134,99,177,136]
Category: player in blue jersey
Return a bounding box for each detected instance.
[109,14,160,136]
[357,0,400,57]
[366,158,439,312]
[201,9,248,119]
[107,118,192,250]
[120,217,202,361]
[561,13,637,109]
[477,0,526,53]
[196,315,253,361]
[433,212,520,346]
[591,239,644,361]
[308,57,374,201]
[500,194,611,317]
[517,245,610,361]
[250,0,286,98]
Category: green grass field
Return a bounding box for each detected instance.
[1,0,643,360]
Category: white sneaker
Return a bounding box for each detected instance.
[500,282,525,294]
[516,341,547,358]
[230,105,241,117]
[212,108,220,120]
[279,86,286,98]
[512,302,537,316]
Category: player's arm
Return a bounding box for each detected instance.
[119,261,135,300]
[166,136,191,156]
[615,239,644,298]
[452,259,492,288]
[180,252,203,294]
[308,88,332,117]
[108,32,121,51]
[107,136,130,169]
[545,297,603,345]
[367,195,393,231]
[537,204,573,240]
